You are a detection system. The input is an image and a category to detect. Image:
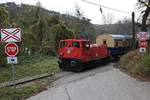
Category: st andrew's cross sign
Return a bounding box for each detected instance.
[1,28,21,42]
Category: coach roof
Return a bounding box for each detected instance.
[111,34,132,40]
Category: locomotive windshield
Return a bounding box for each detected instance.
[72,42,80,48]
[60,41,67,48]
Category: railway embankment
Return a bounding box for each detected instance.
[116,48,150,81]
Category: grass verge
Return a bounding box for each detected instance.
[0,54,59,83]
[0,54,60,99]
[0,77,56,100]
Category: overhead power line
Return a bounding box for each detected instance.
[82,0,130,14]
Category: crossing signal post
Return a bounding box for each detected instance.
[137,32,148,53]
[1,28,21,88]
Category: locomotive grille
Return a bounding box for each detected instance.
[61,58,82,67]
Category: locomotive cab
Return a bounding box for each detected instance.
[58,39,89,71]
[59,39,84,58]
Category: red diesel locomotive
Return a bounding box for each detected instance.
[58,39,110,72]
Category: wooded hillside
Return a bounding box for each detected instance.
[0,2,135,67]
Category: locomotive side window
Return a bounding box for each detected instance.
[72,42,80,48]
[60,41,67,48]
[82,41,90,50]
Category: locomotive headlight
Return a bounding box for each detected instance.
[70,61,76,66]
[60,53,63,56]
[59,53,64,57]
[67,49,71,53]
[60,53,63,55]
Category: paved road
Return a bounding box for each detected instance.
[28,63,150,100]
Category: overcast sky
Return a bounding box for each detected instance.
[0,0,138,24]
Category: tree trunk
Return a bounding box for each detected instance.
[141,6,150,31]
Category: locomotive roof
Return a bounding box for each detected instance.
[60,39,89,42]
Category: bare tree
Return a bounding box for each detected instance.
[137,0,150,31]
[101,12,114,25]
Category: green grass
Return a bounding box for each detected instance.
[0,54,59,83]
[0,54,59,99]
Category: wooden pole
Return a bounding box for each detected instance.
[132,12,135,49]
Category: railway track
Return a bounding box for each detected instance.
[0,69,77,88]
[0,73,53,88]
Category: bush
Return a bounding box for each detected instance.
[40,46,56,56]
[139,54,150,76]
[0,43,7,67]
[116,50,143,75]
[117,49,150,77]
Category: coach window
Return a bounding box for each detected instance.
[126,41,129,47]
[60,41,67,48]
[72,42,80,48]
[115,41,118,47]
[124,41,127,47]
[118,41,123,47]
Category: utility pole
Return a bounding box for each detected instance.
[132,12,135,49]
